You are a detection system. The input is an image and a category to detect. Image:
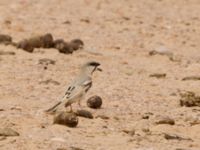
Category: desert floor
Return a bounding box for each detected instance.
[0,0,200,150]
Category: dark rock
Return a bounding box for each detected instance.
[180,91,200,107]
[17,39,34,52]
[122,129,135,136]
[63,20,71,24]
[75,109,93,119]
[182,76,200,81]
[0,128,19,136]
[149,73,166,79]
[41,33,54,48]
[80,18,90,23]
[142,115,149,119]
[142,112,153,119]
[54,39,73,54]
[113,116,120,120]
[0,34,12,43]
[17,33,54,52]
[122,16,130,21]
[69,39,84,51]
[53,112,78,127]
[87,95,102,109]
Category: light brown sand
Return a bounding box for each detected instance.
[0,0,200,149]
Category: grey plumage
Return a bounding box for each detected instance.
[46,61,101,113]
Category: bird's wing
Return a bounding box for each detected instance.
[61,85,85,107]
[82,79,92,92]
[46,85,85,113]
[64,77,92,99]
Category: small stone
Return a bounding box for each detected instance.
[41,33,54,48]
[122,129,135,136]
[17,39,34,52]
[142,128,150,133]
[53,112,78,127]
[95,115,109,120]
[0,34,12,43]
[80,18,90,23]
[4,20,11,25]
[180,91,200,107]
[122,16,130,20]
[182,76,200,81]
[142,115,149,119]
[39,79,60,85]
[54,39,73,54]
[75,109,93,119]
[0,128,19,136]
[17,33,54,52]
[164,133,192,141]
[69,39,84,51]
[0,51,15,55]
[154,115,175,125]
[149,73,166,79]
[63,20,71,24]
[113,116,120,120]
[87,95,102,109]
[142,112,153,119]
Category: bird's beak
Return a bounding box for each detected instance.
[97,67,102,72]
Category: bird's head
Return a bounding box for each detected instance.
[81,61,102,76]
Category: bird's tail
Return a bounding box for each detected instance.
[45,101,62,114]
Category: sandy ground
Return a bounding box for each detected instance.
[0,0,200,149]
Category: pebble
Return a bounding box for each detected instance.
[53,112,78,127]
[95,115,109,120]
[122,128,135,136]
[75,109,93,119]
[164,133,191,141]
[180,91,200,107]
[149,73,166,79]
[87,95,102,109]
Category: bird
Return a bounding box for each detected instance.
[46,61,102,113]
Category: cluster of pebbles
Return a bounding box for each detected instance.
[53,95,103,127]
[0,33,84,54]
